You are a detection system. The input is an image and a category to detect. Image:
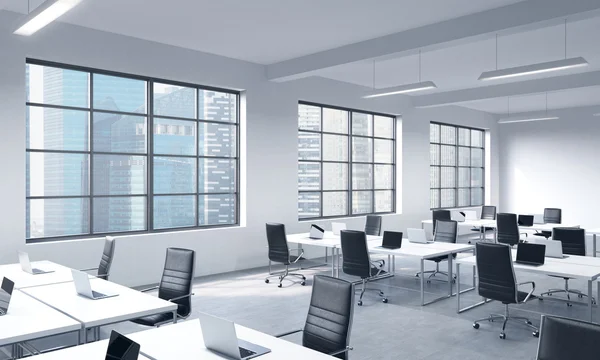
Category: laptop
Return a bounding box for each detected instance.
[533,238,566,259]
[309,224,324,239]
[378,231,403,249]
[407,228,433,244]
[199,313,270,359]
[71,269,118,300]
[516,243,546,266]
[518,215,534,227]
[105,331,140,360]
[464,211,478,221]
[0,278,14,316]
[331,222,347,236]
[533,214,545,224]
[18,251,54,275]
[451,212,465,222]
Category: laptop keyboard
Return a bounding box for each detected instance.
[32,268,45,274]
[239,347,256,358]
[92,290,106,298]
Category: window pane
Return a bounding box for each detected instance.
[198,194,235,225]
[298,162,320,191]
[441,167,455,188]
[471,130,483,147]
[471,188,483,206]
[458,168,470,187]
[27,153,89,197]
[154,118,196,155]
[441,189,455,208]
[27,64,89,108]
[298,192,320,218]
[323,163,348,190]
[154,157,196,194]
[154,195,196,229]
[323,134,348,161]
[430,166,440,188]
[430,144,440,165]
[27,106,89,151]
[458,147,470,166]
[322,108,348,134]
[298,104,321,131]
[352,164,373,190]
[430,123,440,143]
[471,168,483,187]
[430,189,440,209]
[471,148,483,167]
[27,198,90,239]
[298,132,321,160]
[198,90,237,123]
[352,137,373,162]
[458,128,470,146]
[352,191,372,214]
[352,113,373,136]
[323,192,348,217]
[440,125,456,144]
[375,190,393,212]
[375,164,393,189]
[93,155,146,195]
[198,158,236,193]
[94,112,147,154]
[198,123,236,157]
[374,116,394,138]
[374,139,393,163]
[93,197,146,233]
[458,189,470,207]
[153,83,196,119]
[440,145,456,166]
[93,74,146,114]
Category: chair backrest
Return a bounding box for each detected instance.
[364,215,382,236]
[496,213,520,246]
[552,227,586,256]
[158,248,195,318]
[266,223,290,264]
[481,205,497,220]
[536,315,600,360]
[476,243,517,304]
[543,208,562,224]
[432,210,451,234]
[97,236,116,281]
[340,230,371,278]
[433,220,457,244]
[303,275,354,360]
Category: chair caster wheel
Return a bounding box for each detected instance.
[357,301,363,306]
[473,323,480,329]
[379,291,384,296]
[547,293,552,296]
[533,331,539,338]
[538,297,543,301]
[499,333,506,340]
[382,298,388,303]
[277,284,282,288]
[301,281,306,286]
[578,294,583,298]
[567,303,572,307]
[265,279,269,284]
[416,274,420,277]
[302,276,306,280]
[526,321,532,325]
[426,280,431,284]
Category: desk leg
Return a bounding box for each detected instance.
[447,254,453,297]
[589,280,593,322]
[387,255,391,273]
[337,248,341,278]
[325,248,328,263]
[594,234,597,258]
[420,259,425,306]
[173,310,178,324]
[457,263,461,313]
[392,255,396,273]
[331,248,336,277]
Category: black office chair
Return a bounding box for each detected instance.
[80,236,116,280]
[265,223,306,288]
[432,209,451,234]
[536,315,600,359]
[340,230,388,306]
[539,227,594,305]
[364,215,382,236]
[533,208,562,239]
[496,213,526,247]
[472,242,539,339]
[470,205,497,236]
[416,220,457,282]
[276,275,354,359]
[132,248,195,327]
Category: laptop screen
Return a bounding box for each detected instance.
[516,243,546,265]
[382,231,402,248]
[0,278,14,315]
[106,331,140,360]
[518,215,534,226]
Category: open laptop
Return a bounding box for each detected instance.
[464,211,478,221]
[105,331,140,360]
[451,211,465,222]
[533,238,566,259]
[18,251,54,275]
[516,243,546,266]
[199,313,270,359]
[408,228,433,244]
[378,231,403,249]
[533,214,545,224]
[0,278,14,316]
[518,215,534,227]
[71,269,118,300]
[309,224,324,239]
[332,222,347,236]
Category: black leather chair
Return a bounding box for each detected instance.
[340,230,388,306]
[416,220,457,282]
[472,242,539,339]
[132,248,195,327]
[432,209,451,234]
[533,208,562,239]
[80,236,115,280]
[539,227,594,305]
[536,315,600,359]
[265,223,306,288]
[364,215,382,236]
[470,205,497,236]
[496,213,526,247]
[277,275,354,359]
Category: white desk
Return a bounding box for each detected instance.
[421,219,496,241]
[129,319,337,360]
[0,261,85,289]
[21,278,177,343]
[520,223,579,232]
[31,339,152,360]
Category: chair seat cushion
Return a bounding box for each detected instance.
[131,312,174,327]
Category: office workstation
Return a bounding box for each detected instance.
[2,1,600,359]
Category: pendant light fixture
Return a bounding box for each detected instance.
[499,93,559,124]
[14,0,84,36]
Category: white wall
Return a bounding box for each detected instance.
[0,11,498,287]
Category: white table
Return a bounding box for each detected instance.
[21,278,177,344]
[0,261,88,289]
[30,339,152,360]
[421,219,496,241]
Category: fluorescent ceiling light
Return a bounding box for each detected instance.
[363,81,437,98]
[593,113,600,117]
[498,116,559,124]
[478,57,588,81]
[14,0,83,36]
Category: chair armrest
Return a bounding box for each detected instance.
[79,267,99,272]
[517,281,536,302]
[328,346,353,356]
[140,286,159,293]
[275,329,303,338]
[168,293,194,302]
[289,249,305,264]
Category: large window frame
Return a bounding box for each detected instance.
[298,101,396,220]
[429,122,484,209]
[26,59,240,243]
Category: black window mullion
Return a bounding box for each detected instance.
[89,73,94,235]
[196,88,200,227]
[148,80,154,231]
[320,106,324,218]
[348,111,353,216]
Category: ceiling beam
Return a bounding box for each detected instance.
[267,0,600,82]
[412,70,600,108]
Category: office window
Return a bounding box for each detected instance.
[429,122,484,209]
[298,102,395,219]
[26,60,239,241]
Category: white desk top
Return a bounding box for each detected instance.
[0,290,81,347]
[31,339,152,360]
[368,241,474,259]
[586,228,600,235]
[520,223,579,232]
[0,261,83,289]
[21,279,177,328]
[130,319,337,360]
[286,232,381,248]
[421,219,496,227]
